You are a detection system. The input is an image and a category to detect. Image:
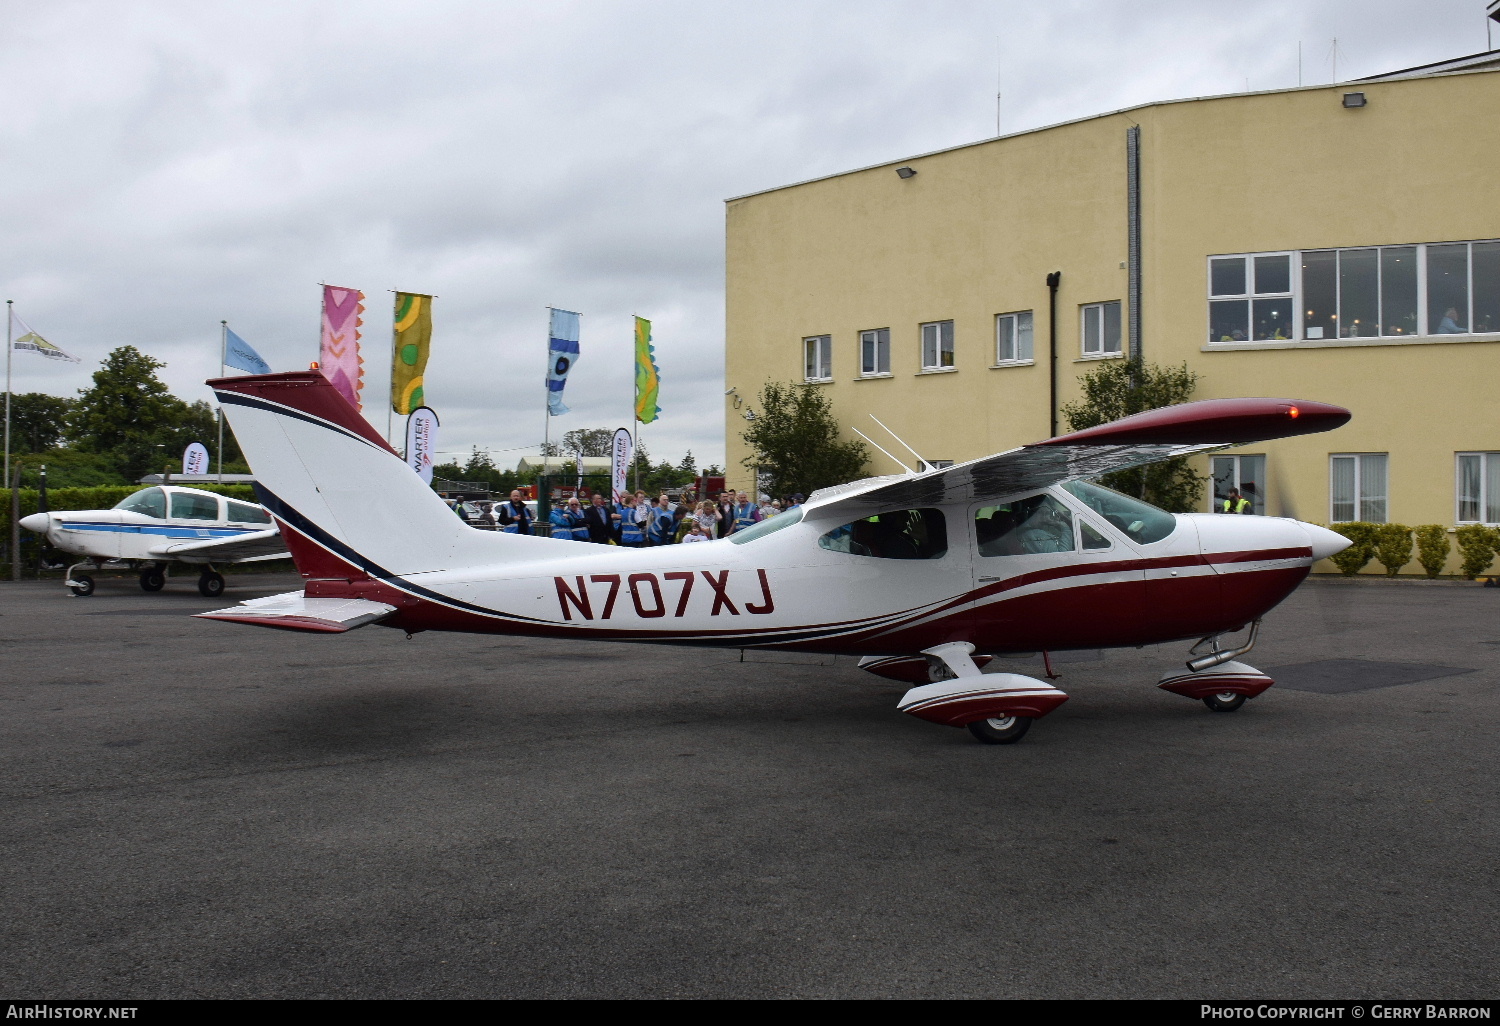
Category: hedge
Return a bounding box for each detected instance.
[1454,524,1500,580]
[1413,525,1450,579]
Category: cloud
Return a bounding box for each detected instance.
[1,0,1485,471]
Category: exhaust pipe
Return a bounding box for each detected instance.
[1186,620,1261,672]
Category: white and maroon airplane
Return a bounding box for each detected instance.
[199,372,1351,745]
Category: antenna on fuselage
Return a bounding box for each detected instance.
[868,415,935,472]
[851,427,915,474]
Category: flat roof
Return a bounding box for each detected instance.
[727,57,1500,204]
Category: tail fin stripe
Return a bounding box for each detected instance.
[217,391,395,456]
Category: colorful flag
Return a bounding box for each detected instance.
[320,285,364,410]
[391,292,433,415]
[546,308,580,417]
[224,327,271,375]
[405,406,439,484]
[634,316,661,425]
[9,310,81,363]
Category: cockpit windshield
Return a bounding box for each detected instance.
[1061,480,1177,545]
[113,487,166,519]
[728,507,803,544]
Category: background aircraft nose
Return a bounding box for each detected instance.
[1300,523,1350,561]
[19,512,52,533]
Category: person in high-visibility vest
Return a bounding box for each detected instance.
[1221,488,1252,514]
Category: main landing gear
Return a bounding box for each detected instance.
[1157,622,1274,712]
[197,570,226,598]
[869,642,1070,746]
[139,566,166,592]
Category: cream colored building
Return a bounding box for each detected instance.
[724,51,1500,574]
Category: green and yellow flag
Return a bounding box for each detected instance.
[634,315,661,425]
[391,292,433,415]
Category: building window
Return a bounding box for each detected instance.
[1210,254,1295,343]
[859,328,890,376]
[1081,302,1121,356]
[1457,453,1500,525]
[1211,240,1499,344]
[995,311,1034,364]
[803,335,832,381]
[920,320,954,370]
[1330,453,1388,523]
[1211,454,1266,514]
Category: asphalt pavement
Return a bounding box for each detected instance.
[1,571,1496,999]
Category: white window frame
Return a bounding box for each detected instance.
[1080,301,1122,357]
[1329,453,1389,524]
[920,320,955,371]
[1207,252,1296,344]
[1210,454,1267,515]
[1456,452,1500,525]
[859,328,891,377]
[994,310,1034,366]
[803,334,832,382]
[1206,238,1500,346]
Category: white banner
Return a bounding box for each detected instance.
[610,427,633,503]
[183,442,209,476]
[406,407,439,484]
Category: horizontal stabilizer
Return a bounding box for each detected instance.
[196,590,396,633]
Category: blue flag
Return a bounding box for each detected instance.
[224,327,271,375]
[546,308,580,416]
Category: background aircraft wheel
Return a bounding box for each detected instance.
[69,575,96,597]
[139,568,165,592]
[966,715,1032,745]
[198,572,225,599]
[1203,691,1246,713]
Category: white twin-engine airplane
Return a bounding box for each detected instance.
[200,371,1352,746]
[19,485,289,597]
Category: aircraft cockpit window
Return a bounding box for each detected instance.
[170,492,222,522]
[1062,480,1176,544]
[1080,519,1112,551]
[728,506,803,544]
[975,495,1075,556]
[818,508,947,559]
[113,487,166,519]
[226,500,272,525]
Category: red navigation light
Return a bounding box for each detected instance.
[1287,405,1300,419]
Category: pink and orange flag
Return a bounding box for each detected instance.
[320,285,365,410]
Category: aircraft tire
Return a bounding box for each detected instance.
[140,569,165,592]
[966,715,1032,745]
[198,572,226,599]
[1202,691,1247,713]
[69,575,96,597]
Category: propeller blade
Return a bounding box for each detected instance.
[1270,461,1298,520]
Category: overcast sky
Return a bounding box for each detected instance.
[2,0,1491,471]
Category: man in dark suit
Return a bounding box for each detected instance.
[716,490,735,539]
[583,492,620,544]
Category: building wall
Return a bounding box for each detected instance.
[724,69,1500,572]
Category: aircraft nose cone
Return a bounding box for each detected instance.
[19,512,51,533]
[1300,522,1350,561]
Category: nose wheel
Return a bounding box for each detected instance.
[1202,691,1247,713]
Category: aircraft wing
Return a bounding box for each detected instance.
[196,591,397,633]
[147,527,289,563]
[799,397,1350,523]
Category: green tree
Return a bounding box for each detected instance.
[677,450,696,477]
[1059,357,1206,513]
[561,427,615,456]
[740,381,868,499]
[67,346,239,482]
[9,393,74,452]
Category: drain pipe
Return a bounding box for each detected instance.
[1046,271,1061,437]
[1186,620,1261,672]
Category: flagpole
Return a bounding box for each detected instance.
[216,321,227,483]
[387,291,396,447]
[4,300,12,497]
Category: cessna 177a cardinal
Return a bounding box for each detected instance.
[198,372,1351,745]
[21,484,289,597]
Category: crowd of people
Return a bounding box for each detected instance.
[529,489,803,545]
